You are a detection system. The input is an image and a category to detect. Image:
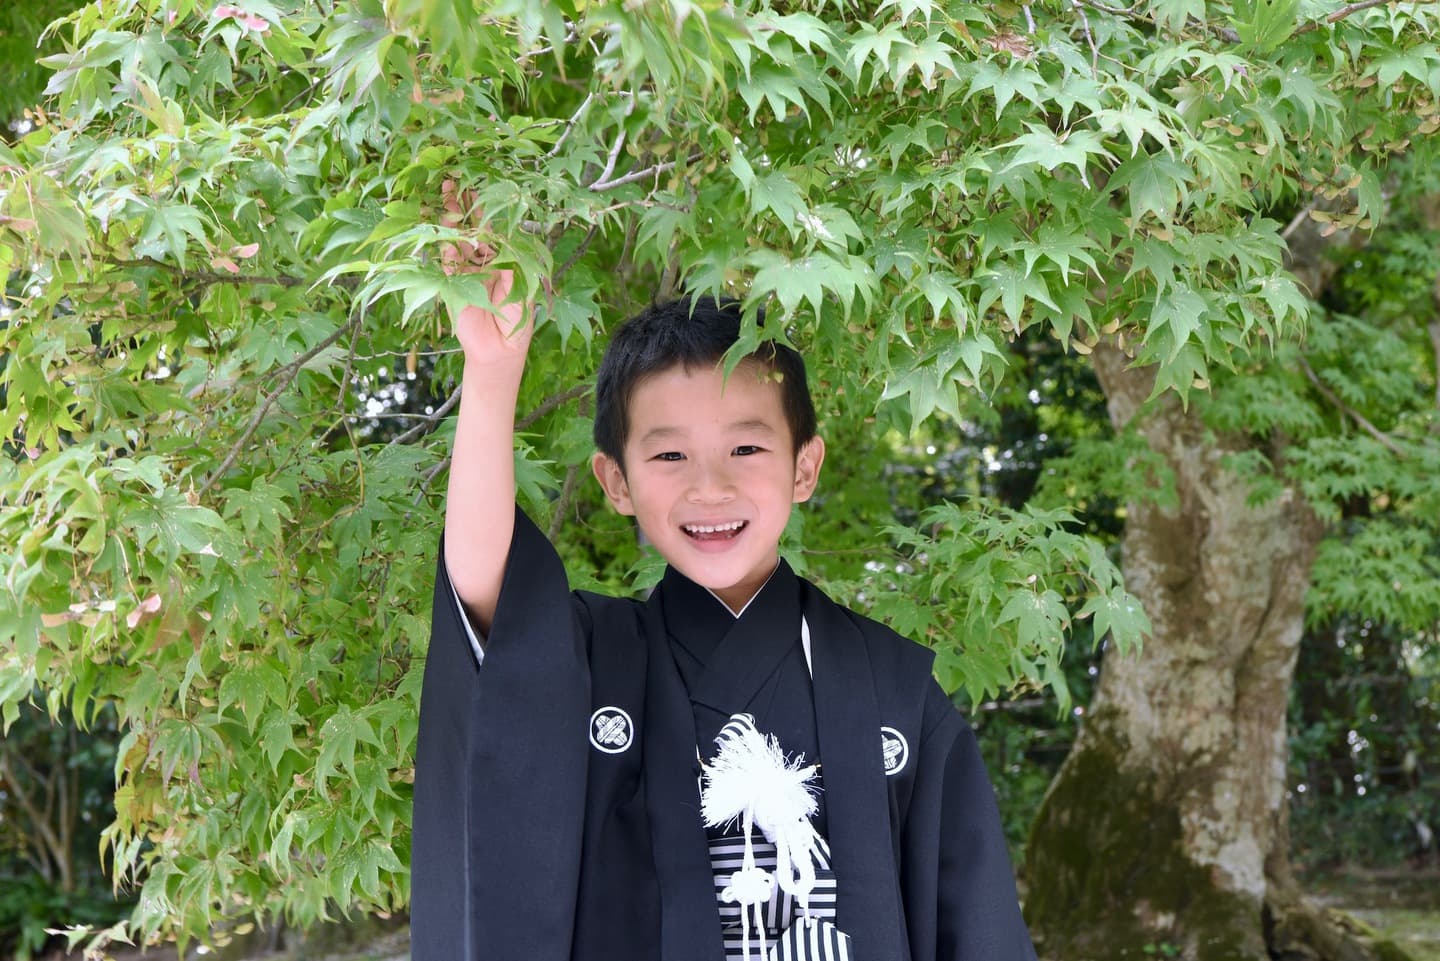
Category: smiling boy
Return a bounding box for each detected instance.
[588,351,824,615]
[410,269,1037,961]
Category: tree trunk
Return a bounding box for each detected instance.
[1021,345,1412,961]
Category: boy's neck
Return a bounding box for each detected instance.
[702,559,782,618]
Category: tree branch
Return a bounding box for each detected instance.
[1298,354,1407,457]
[59,726,76,892]
[516,383,591,431]
[553,224,599,287]
[1078,0,1139,13]
[547,463,583,541]
[335,319,363,408]
[546,92,594,159]
[1092,0,1424,44]
[198,311,363,495]
[1280,198,1321,242]
[1293,0,1400,34]
[1071,0,1101,75]
[104,257,306,288]
[282,75,324,112]
[362,410,454,421]
[0,746,66,885]
[590,128,628,189]
[388,387,463,447]
[589,152,703,193]
[416,455,451,503]
[516,24,579,65]
[975,696,1051,713]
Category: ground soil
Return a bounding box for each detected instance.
[1303,866,1440,961]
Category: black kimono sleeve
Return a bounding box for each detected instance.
[902,682,1038,961]
[411,508,591,961]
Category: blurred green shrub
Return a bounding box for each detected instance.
[0,704,134,959]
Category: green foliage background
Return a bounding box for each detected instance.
[0,1,87,133]
[2,0,1439,953]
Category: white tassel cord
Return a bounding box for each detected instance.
[702,714,825,957]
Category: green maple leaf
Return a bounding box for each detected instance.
[1110,153,1191,225]
[314,705,380,788]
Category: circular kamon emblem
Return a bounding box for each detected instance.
[880,726,908,776]
[589,706,634,754]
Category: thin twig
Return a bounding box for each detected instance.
[1071,0,1100,75]
[1022,4,1037,32]
[1281,198,1322,241]
[418,456,451,499]
[548,463,582,541]
[104,257,305,288]
[658,251,683,301]
[1079,0,1139,13]
[547,92,595,159]
[60,727,75,890]
[282,75,324,112]
[975,696,1050,713]
[516,383,591,431]
[1298,354,1406,457]
[353,347,460,360]
[590,156,687,192]
[1294,0,1396,34]
[355,410,452,422]
[590,129,628,189]
[516,25,579,64]
[553,224,599,287]
[198,312,362,495]
[389,387,463,447]
[0,748,66,883]
[409,455,452,509]
[334,320,363,413]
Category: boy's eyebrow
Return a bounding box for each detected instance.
[635,420,777,445]
[636,425,684,444]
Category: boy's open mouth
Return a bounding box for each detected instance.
[681,520,747,542]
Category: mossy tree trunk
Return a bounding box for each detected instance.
[1022,343,1412,961]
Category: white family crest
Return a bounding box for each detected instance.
[880,726,908,775]
[589,706,634,754]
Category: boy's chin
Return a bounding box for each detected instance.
[670,551,780,601]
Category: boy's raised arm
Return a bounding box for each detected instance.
[439,182,534,635]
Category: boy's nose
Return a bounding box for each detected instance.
[686,461,736,502]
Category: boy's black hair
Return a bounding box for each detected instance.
[592,295,817,468]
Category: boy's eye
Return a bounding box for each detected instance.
[733,445,763,456]
[653,451,684,462]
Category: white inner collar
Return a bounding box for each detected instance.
[703,561,781,619]
[702,576,813,678]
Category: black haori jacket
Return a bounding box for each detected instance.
[410,508,1037,961]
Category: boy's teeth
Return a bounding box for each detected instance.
[685,521,744,533]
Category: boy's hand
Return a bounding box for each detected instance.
[440,180,534,367]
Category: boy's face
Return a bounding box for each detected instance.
[591,359,824,614]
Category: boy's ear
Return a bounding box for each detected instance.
[792,435,825,503]
[591,452,636,515]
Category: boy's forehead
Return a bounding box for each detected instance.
[625,359,787,430]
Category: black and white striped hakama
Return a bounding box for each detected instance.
[709,833,853,960]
